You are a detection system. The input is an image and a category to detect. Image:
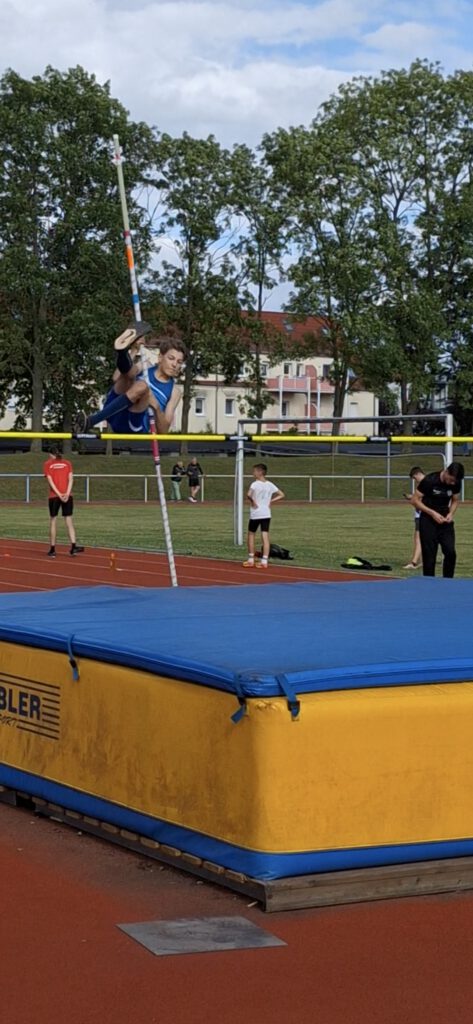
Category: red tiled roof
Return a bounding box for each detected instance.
[240,311,328,354]
[255,311,327,343]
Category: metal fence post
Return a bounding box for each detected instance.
[26,476,30,503]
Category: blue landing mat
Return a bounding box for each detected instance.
[0,579,472,697]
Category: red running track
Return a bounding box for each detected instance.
[3,540,472,1024]
[0,538,388,592]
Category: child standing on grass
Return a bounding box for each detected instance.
[43,448,84,558]
[403,465,425,569]
[243,464,284,569]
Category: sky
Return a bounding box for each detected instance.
[1,0,472,148]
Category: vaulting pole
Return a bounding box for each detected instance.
[112,134,178,587]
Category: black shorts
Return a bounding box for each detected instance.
[49,497,73,518]
[188,478,200,488]
[248,518,271,533]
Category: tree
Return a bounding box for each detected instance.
[0,66,154,447]
[316,61,473,417]
[230,145,288,427]
[263,115,378,423]
[145,133,242,442]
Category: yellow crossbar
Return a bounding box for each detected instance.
[0,432,227,442]
[251,434,368,443]
[390,436,473,444]
[0,432,71,439]
[101,433,227,442]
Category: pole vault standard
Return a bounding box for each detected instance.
[112,134,178,587]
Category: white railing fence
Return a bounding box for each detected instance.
[0,473,469,505]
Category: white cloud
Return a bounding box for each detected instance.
[0,0,471,146]
[364,21,442,53]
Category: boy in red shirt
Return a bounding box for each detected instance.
[43,449,84,557]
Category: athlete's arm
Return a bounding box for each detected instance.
[63,471,73,501]
[445,494,459,522]
[413,489,446,523]
[162,385,183,430]
[46,474,63,500]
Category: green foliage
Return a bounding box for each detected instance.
[263,61,473,424]
[229,145,289,423]
[1,58,473,442]
[0,65,154,440]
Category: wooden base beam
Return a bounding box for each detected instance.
[2,786,473,912]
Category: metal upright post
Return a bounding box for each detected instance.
[445,413,454,467]
[234,421,245,546]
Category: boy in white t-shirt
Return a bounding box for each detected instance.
[243,463,285,569]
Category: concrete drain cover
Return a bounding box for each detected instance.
[117,915,286,957]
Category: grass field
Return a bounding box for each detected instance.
[1,501,472,577]
[1,449,471,575]
[1,449,471,502]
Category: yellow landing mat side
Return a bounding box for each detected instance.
[1,640,473,854]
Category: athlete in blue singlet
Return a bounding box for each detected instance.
[74,325,187,435]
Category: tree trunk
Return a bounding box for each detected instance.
[180,354,194,458]
[62,366,73,456]
[30,347,43,454]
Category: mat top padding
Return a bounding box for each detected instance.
[0,579,472,697]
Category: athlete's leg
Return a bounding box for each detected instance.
[47,499,59,555]
[419,516,438,576]
[64,516,76,545]
[256,521,271,568]
[243,521,258,566]
[49,514,57,547]
[261,528,270,560]
[74,322,152,433]
[412,528,422,566]
[77,379,149,432]
[439,523,456,578]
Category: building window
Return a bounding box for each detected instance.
[224,398,234,416]
[322,364,331,379]
[283,362,292,376]
[295,363,304,377]
[260,363,268,378]
[281,401,289,417]
[195,397,205,416]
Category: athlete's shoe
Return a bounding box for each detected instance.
[70,545,85,556]
[73,410,92,435]
[114,321,152,351]
[47,547,56,558]
[188,497,197,503]
[242,560,256,568]
[403,562,420,569]
[256,562,268,569]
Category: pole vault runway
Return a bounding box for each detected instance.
[0,538,389,592]
[1,543,472,1024]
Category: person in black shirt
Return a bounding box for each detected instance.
[414,462,464,577]
[170,460,186,501]
[186,457,204,503]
